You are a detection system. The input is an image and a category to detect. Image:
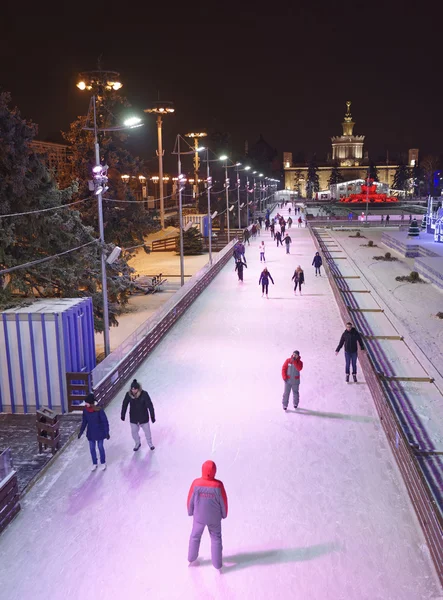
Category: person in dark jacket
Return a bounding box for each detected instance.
[259,267,274,298]
[275,230,282,247]
[335,322,365,382]
[270,222,275,239]
[283,233,292,254]
[187,460,228,571]
[235,257,247,282]
[292,266,305,294]
[78,393,110,471]
[312,252,323,276]
[121,379,156,451]
[243,228,250,246]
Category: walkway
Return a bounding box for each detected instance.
[0,206,440,600]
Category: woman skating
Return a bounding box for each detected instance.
[259,267,274,298]
[78,393,110,471]
[292,266,305,295]
[259,241,266,262]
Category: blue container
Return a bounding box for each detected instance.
[0,298,96,414]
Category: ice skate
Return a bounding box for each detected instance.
[188,559,200,567]
[283,406,287,411]
[353,375,357,383]
[91,464,97,471]
[150,445,155,451]
[101,463,107,471]
[133,442,141,452]
[346,375,349,383]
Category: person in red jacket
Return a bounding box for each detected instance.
[281,350,303,410]
[187,460,228,571]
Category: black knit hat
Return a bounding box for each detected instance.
[130,379,141,391]
[85,393,96,404]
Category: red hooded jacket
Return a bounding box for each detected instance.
[187,461,228,525]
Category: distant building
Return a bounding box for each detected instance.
[283,102,413,197]
[30,140,72,184]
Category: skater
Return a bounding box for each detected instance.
[259,241,266,262]
[275,230,282,247]
[259,267,274,298]
[283,233,292,254]
[287,216,293,229]
[280,220,286,237]
[235,257,247,282]
[288,207,291,215]
[265,218,270,231]
[335,322,365,383]
[269,222,275,239]
[256,221,261,236]
[292,265,305,294]
[281,350,303,410]
[78,393,110,471]
[243,227,250,246]
[121,379,156,451]
[258,216,263,227]
[187,460,228,571]
[312,251,322,276]
[251,224,257,239]
[297,216,302,228]
[386,214,390,226]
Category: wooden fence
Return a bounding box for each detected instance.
[309,224,443,585]
[0,459,20,535]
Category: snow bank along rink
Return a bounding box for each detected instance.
[0,207,441,600]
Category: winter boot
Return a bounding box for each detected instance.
[353,375,357,383]
[346,375,349,383]
[150,445,155,451]
[133,442,141,452]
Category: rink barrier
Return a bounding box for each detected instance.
[91,241,237,408]
[0,450,21,535]
[309,224,443,586]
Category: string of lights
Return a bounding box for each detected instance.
[0,197,90,219]
[0,240,99,276]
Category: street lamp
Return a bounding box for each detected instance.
[185,133,207,204]
[76,70,143,357]
[219,155,231,241]
[144,100,175,229]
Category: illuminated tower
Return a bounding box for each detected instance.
[331,101,365,166]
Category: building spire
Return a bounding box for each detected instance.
[342,100,355,136]
[344,100,352,122]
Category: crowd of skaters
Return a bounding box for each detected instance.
[76,199,367,573]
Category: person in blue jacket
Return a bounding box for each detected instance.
[78,393,110,471]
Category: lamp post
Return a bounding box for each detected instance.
[186,133,207,206]
[144,101,174,229]
[205,150,213,265]
[235,162,242,229]
[76,70,142,357]
[219,155,230,241]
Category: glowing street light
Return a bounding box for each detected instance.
[145,100,175,229]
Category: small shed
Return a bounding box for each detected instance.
[0,298,96,414]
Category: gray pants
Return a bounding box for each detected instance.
[131,422,153,447]
[282,379,300,408]
[188,520,223,569]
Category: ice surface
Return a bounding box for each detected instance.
[0,209,441,600]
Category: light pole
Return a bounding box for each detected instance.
[219,155,230,241]
[77,70,142,357]
[186,133,207,206]
[144,101,174,230]
[235,162,242,229]
[205,150,213,265]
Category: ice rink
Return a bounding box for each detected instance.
[0,210,441,600]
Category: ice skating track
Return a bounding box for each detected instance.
[0,208,441,600]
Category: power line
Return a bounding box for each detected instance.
[0,198,90,219]
[0,240,98,276]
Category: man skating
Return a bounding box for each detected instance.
[335,322,365,383]
[121,379,156,451]
[284,233,292,254]
[187,460,228,571]
[281,351,303,410]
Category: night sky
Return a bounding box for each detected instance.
[1,2,442,170]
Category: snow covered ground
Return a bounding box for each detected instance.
[0,209,441,600]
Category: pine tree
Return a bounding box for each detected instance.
[328,164,344,187]
[368,161,379,182]
[412,163,424,197]
[0,91,133,331]
[392,163,411,192]
[306,157,320,199]
[63,91,159,246]
[175,226,203,255]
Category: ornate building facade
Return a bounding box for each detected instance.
[30,140,72,185]
[284,102,403,197]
